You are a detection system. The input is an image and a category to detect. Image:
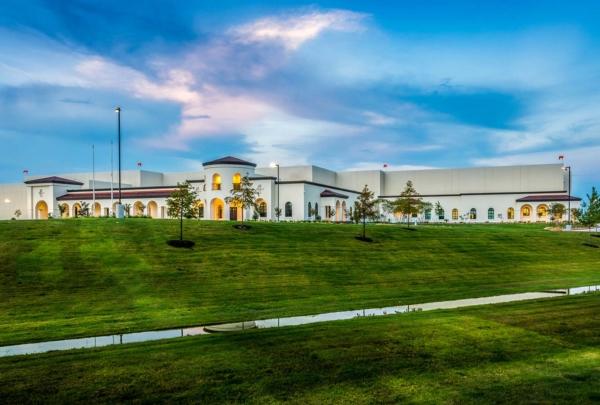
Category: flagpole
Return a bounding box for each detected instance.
[110,139,114,215]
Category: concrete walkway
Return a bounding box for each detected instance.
[1,285,598,358]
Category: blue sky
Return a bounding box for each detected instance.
[1,1,599,195]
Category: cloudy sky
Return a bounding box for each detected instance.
[1,1,599,194]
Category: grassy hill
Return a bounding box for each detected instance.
[1,294,598,403]
[1,219,599,345]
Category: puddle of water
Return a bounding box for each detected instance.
[1,285,598,358]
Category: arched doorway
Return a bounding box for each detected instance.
[59,203,70,218]
[335,200,341,221]
[133,201,145,216]
[520,204,532,221]
[211,198,224,220]
[93,202,101,217]
[72,202,82,218]
[35,200,49,219]
[147,201,158,218]
[507,207,515,220]
[194,200,205,219]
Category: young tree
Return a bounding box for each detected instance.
[393,181,424,227]
[79,201,90,217]
[123,203,131,217]
[355,184,378,240]
[167,182,199,241]
[224,175,261,226]
[550,203,566,223]
[13,209,22,220]
[577,187,600,230]
[434,201,444,221]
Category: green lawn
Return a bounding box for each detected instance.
[1,219,599,346]
[1,294,598,403]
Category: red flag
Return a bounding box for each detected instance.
[383,163,388,168]
[137,162,143,168]
[23,169,29,175]
[558,155,564,160]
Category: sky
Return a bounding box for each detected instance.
[1,1,599,195]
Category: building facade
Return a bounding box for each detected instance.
[0,156,580,223]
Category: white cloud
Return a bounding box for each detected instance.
[230,9,367,50]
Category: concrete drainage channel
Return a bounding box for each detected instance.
[1,285,599,358]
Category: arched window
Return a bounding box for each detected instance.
[488,208,495,220]
[469,208,477,220]
[212,173,221,190]
[521,205,532,218]
[452,208,458,220]
[195,200,204,218]
[537,205,548,219]
[314,203,319,219]
[507,207,514,220]
[232,173,241,190]
[285,202,292,217]
[308,202,312,218]
[425,208,431,220]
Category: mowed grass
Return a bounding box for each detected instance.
[0,219,599,345]
[0,294,599,403]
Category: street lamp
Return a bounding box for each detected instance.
[563,165,572,230]
[270,162,280,221]
[114,107,125,219]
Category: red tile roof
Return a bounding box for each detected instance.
[57,189,176,201]
[516,194,581,202]
[320,189,349,199]
[25,176,84,186]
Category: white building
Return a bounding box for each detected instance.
[0,156,580,223]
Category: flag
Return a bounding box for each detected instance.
[558,155,564,160]
[383,163,388,168]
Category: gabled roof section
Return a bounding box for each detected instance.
[24,176,84,186]
[516,194,581,202]
[202,156,256,167]
[320,189,349,199]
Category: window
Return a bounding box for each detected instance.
[314,203,319,218]
[258,200,267,217]
[522,206,531,217]
[469,208,477,220]
[285,202,292,217]
[488,208,495,220]
[212,173,221,190]
[438,209,445,220]
[308,202,312,217]
[232,173,241,190]
[507,207,514,220]
[425,209,431,220]
[537,205,548,218]
[452,208,458,220]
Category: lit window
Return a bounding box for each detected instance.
[258,200,267,217]
[507,208,514,220]
[232,173,241,190]
[212,173,221,190]
[452,208,458,220]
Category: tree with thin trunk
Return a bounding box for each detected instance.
[166,182,199,241]
[225,176,261,228]
[550,203,566,224]
[577,187,600,232]
[354,184,378,240]
[434,201,444,221]
[393,181,424,227]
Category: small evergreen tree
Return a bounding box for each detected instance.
[393,181,424,227]
[355,185,378,240]
[224,176,261,226]
[577,187,600,230]
[13,209,22,219]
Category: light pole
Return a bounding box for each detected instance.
[115,107,125,219]
[564,165,572,229]
[270,162,280,221]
